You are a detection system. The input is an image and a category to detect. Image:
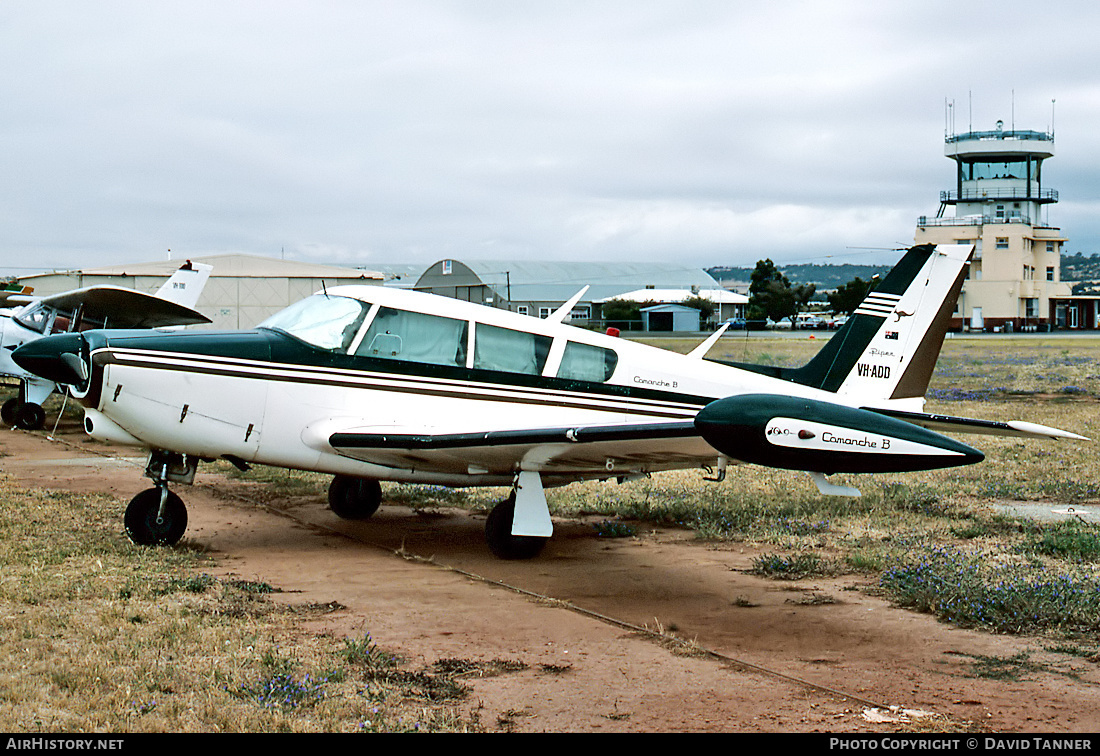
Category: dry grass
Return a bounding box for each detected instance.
[0,479,486,732]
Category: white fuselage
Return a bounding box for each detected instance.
[76,285,845,487]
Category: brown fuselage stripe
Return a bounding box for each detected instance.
[94,348,708,420]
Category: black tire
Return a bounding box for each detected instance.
[1,398,20,426]
[485,495,547,560]
[14,402,45,431]
[124,488,188,546]
[328,475,382,520]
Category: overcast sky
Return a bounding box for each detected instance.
[3,1,1099,277]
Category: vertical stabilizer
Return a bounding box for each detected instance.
[155,261,213,308]
[787,243,972,400]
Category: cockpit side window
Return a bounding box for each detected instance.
[259,294,370,351]
[355,306,468,367]
[557,341,618,382]
[473,323,551,375]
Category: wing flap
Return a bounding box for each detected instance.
[318,420,712,476]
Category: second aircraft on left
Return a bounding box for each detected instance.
[0,260,212,430]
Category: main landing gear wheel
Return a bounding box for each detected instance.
[328,475,382,520]
[124,488,188,546]
[485,494,548,560]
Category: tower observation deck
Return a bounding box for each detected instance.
[937,121,1056,223]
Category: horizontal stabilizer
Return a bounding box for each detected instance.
[866,407,1089,441]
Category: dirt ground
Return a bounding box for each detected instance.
[4,424,1100,734]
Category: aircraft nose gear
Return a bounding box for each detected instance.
[1,398,46,430]
[124,487,187,546]
[123,452,198,546]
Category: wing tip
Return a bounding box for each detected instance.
[1006,420,1090,441]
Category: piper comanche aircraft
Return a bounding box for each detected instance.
[12,244,1085,558]
[0,261,212,430]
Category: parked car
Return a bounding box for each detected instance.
[793,314,827,330]
[723,317,747,330]
[828,314,850,330]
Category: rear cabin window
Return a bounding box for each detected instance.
[473,323,551,375]
[356,306,468,367]
[557,341,618,382]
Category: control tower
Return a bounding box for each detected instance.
[916,121,1069,331]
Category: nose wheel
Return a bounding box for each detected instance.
[1,398,46,430]
[124,487,188,545]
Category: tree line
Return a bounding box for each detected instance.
[748,258,877,325]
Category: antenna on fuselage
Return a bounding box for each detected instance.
[548,286,590,324]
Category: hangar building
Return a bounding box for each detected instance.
[412,259,724,327]
[14,253,384,329]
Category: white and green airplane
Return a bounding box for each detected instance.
[12,244,1085,558]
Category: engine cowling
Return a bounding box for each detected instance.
[694,394,983,474]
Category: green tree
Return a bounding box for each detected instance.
[682,295,716,324]
[600,298,655,330]
[748,259,815,324]
[828,275,879,315]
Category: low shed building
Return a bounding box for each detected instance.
[641,304,702,332]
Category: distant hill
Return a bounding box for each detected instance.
[710,253,1099,291]
[1062,252,1100,282]
[707,263,893,290]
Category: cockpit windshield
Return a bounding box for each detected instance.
[14,303,52,334]
[258,294,370,351]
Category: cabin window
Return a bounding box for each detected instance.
[260,294,370,351]
[356,306,468,367]
[473,323,551,375]
[557,341,618,382]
